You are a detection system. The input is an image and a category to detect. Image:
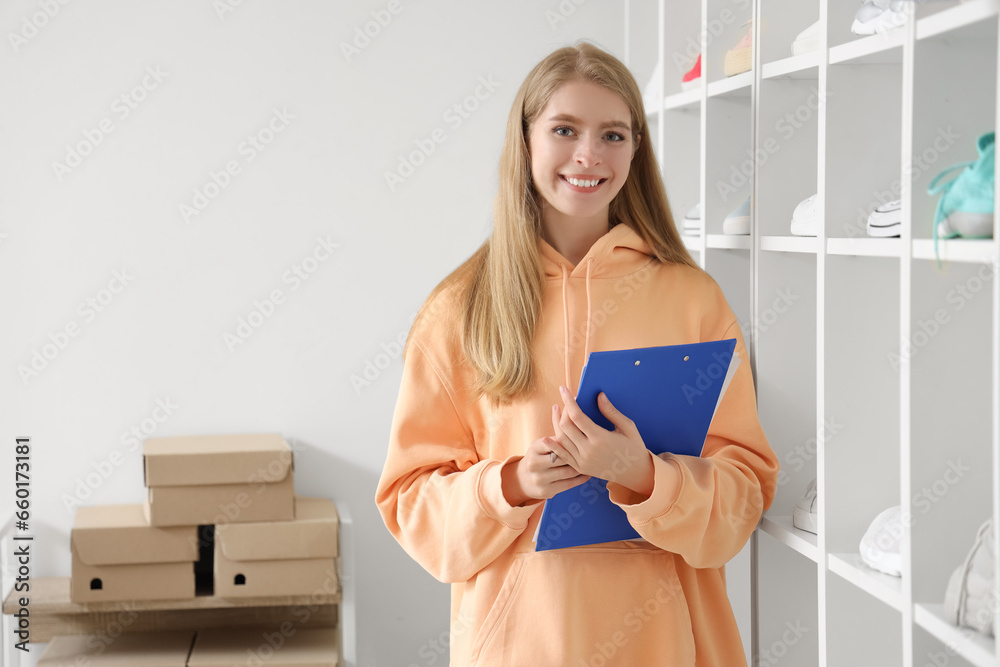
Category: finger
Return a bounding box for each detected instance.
[558,386,597,439]
[549,473,591,495]
[597,392,635,433]
[544,436,579,471]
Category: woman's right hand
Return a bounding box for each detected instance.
[500,436,591,507]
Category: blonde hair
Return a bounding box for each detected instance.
[417,42,698,405]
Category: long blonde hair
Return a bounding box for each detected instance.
[418,42,697,405]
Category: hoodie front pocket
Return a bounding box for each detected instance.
[469,547,696,667]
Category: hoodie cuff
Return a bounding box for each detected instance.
[607,454,683,525]
[477,457,542,529]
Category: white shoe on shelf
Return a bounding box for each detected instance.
[723,196,751,235]
[851,0,908,36]
[790,193,820,237]
[792,478,818,534]
[867,199,902,237]
[682,202,702,236]
[859,506,903,577]
[792,20,822,56]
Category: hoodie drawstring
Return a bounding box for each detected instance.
[559,258,596,394]
[560,264,571,390]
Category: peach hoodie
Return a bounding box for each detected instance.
[376,224,779,666]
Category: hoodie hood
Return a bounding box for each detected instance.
[538,222,656,280]
[538,223,658,391]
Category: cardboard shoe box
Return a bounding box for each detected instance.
[39,631,196,667]
[143,433,294,527]
[214,496,338,598]
[189,627,338,667]
[71,504,198,603]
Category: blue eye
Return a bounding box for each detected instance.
[554,127,575,137]
[605,132,625,142]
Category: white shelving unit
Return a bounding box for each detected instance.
[628,1,999,665]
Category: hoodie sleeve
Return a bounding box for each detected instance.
[606,320,779,569]
[375,338,538,584]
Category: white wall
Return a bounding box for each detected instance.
[0,1,623,665]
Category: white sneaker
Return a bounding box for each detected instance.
[859,506,903,577]
[851,0,908,36]
[867,199,902,237]
[683,203,702,235]
[790,194,820,236]
[792,19,822,56]
[792,478,818,534]
[723,196,751,235]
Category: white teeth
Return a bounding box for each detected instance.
[567,177,601,188]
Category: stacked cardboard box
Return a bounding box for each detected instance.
[38,628,339,666]
[70,433,339,605]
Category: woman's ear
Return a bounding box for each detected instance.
[633,133,642,156]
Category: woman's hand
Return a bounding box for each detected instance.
[548,386,654,499]
[501,436,590,507]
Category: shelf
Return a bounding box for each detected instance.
[828,552,904,612]
[759,514,819,562]
[827,237,902,257]
[917,0,1000,41]
[663,88,701,111]
[914,603,997,667]
[707,233,751,250]
[1,576,340,644]
[760,235,819,254]
[762,52,821,80]
[913,238,996,263]
[681,234,702,252]
[829,31,904,65]
[707,71,753,98]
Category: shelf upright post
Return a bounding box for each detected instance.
[900,4,917,665]
[749,0,761,664]
[816,2,829,665]
[993,9,1000,654]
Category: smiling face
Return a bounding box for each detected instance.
[528,79,637,230]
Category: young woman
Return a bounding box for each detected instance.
[376,42,779,666]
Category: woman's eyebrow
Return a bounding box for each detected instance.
[547,113,631,132]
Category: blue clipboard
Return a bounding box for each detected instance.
[534,338,740,551]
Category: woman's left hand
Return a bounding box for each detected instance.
[547,386,655,498]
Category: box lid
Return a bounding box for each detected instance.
[143,433,292,487]
[216,496,338,562]
[39,631,195,666]
[188,628,338,666]
[72,504,199,566]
